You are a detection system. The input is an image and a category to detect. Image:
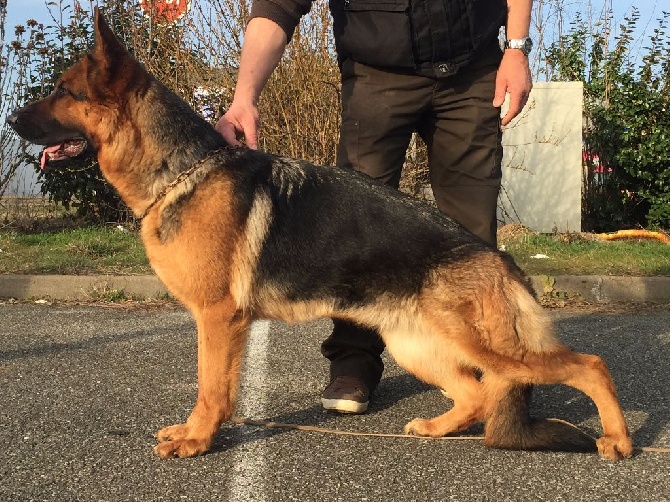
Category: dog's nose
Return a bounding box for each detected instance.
[6,109,33,138]
[5,111,18,126]
[5,110,25,128]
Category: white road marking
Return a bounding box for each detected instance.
[228,320,271,502]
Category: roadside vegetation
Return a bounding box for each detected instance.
[0,226,150,275]
[498,227,670,276]
[0,223,667,277]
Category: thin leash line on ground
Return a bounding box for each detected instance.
[231,416,670,454]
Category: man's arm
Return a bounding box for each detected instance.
[215,17,288,149]
[493,0,533,126]
[216,0,313,148]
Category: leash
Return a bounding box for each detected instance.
[231,416,481,441]
[140,147,233,219]
[231,416,670,454]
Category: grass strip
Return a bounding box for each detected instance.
[0,227,150,275]
[0,227,668,277]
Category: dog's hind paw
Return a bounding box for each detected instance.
[155,423,214,459]
[404,418,441,437]
[596,434,634,460]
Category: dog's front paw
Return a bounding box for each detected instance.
[153,438,212,459]
[596,434,634,460]
[156,423,189,442]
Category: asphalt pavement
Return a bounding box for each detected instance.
[0,302,668,501]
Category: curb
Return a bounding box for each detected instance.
[529,275,670,304]
[1,274,669,304]
[0,274,167,301]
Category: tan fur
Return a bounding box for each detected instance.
[142,175,240,307]
[230,191,274,311]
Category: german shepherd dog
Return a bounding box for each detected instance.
[8,9,633,460]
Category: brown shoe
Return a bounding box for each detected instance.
[321,376,369,414]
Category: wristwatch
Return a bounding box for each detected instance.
[504,37,533,56]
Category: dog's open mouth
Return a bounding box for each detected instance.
[41,139,88,170]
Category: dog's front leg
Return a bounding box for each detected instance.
[154,299,250,459]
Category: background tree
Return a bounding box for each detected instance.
[1,0,345,222]
[546,8,670,230]
[0,0,35,199]
[4,0,220,222]
[2,0,668,230]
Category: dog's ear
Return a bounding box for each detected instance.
[91,7,128,73]
[88,7,144,101]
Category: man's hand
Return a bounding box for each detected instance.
[214,17,288,151]
[493,49,533,126]
[216,102,260,150]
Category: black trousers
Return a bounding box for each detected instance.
[321,53,503,391]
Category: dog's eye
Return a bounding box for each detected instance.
[54,84,87,102]
[55,85,69,98]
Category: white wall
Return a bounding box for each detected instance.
[498,81,583,232]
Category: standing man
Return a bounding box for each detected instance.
[217,0,533,414]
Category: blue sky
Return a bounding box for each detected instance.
[5,0,667,40]
[6,0,53,29]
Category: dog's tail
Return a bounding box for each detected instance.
[484,384,597,452]
[483,277,597,453]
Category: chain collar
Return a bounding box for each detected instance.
[139,147,230,219]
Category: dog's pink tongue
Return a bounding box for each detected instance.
[41,145,62,170]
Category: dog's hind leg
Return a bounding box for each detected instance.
[154,298,250,459]
[555,351,633,459]
[403,366,485,437]
[464,345,633,460]
[461,277,632,460]
[382,324,486,437]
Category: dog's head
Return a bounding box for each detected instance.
[6,8,146,170]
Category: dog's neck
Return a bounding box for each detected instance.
[139,147,236,219]
[96,80,229,216]
[98,143,225,217]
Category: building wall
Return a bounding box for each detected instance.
[498,81,583,232]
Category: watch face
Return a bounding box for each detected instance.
[523,38,533,54]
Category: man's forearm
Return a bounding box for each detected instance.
[232,17,289,106]
[506,0,532,38]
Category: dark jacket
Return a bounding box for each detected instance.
[250,0,506,77]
